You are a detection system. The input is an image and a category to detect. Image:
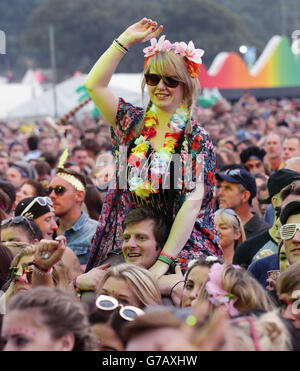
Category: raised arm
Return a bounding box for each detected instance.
[84,18,163,128]
[149,178,205,278]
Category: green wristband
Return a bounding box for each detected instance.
[158,255,172,266]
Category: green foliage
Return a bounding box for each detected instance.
[20,0,254,80]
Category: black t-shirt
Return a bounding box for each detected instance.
[243,213,271,240]
[233,229,275,269]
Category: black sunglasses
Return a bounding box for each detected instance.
[47,185,67,196]
[144,73,180,88]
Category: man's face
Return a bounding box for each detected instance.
[72,150,88,171]
[283,214,300,265]
[279,285,300,330]
[35,211,58,240]
[10,144,24,156]
[283,138,300,162]
[245,159,265,174]
[122,219,160,269]
[0,156,8,172]
[6,168,25,190]
[49,176,78,218]
[39,138,53,153]
[218,181,244,210]
[266,135,281,158]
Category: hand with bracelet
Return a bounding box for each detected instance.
[84,16,221,276]
[32,237,66,286]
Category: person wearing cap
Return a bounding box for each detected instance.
[216,168,270,240]
[48,168,98,267]
[247,181,300,290]
[240,146,267,176]
[233,169,300,269]
[14,195,83,281]
[14,196,58,241]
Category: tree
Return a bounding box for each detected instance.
[8,0,256,80]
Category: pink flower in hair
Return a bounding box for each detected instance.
[143,35,173,58]
[173,41,188,57]
[206,263,240,317]
[185,41,204,64]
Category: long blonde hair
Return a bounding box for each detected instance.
[197,263,275,315]
[215,208,246,248]
[96,263,162,308]
[3,245,73,306]
[140,50,200,138]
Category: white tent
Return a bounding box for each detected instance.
[0,69,44,119]
[5,73,146,119]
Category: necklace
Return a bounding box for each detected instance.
[128,104,189,199]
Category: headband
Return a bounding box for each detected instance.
[247,155,264,162]
[9,165,29,178]
[56,172,85,192]
[143,35,204,78]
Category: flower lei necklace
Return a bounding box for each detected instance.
[128,104,189,199]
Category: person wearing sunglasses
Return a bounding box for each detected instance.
[14,196,57,241]
[1,216,43,246]
[89,294,144,351]
[14,196,83,281]
[233,169,300,269]
[247,182,300,291]
[1,245,36,307]
[278,200,300,267]
[96,263,162,309]
[48,167,98,267]
[84,18,222,277]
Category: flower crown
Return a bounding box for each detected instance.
[143,35,204,78]
[205,263,240,317]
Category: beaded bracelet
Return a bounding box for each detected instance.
[73,277,82,299]
[32,260,52,273]
[33,265,53,276]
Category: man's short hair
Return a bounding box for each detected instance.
[71,146,87,156]
[122,207,168,251]
[280,180,300,202]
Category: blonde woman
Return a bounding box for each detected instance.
[197,262,275,317]
[215,208,246,263]
[1,241,72,309]
[96,263,162,309]
[84,18,222,276]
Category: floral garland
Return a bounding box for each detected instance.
[128,105,189,199]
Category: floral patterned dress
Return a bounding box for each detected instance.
[86,98,222,272]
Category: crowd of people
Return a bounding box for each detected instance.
[1,18,300,352]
